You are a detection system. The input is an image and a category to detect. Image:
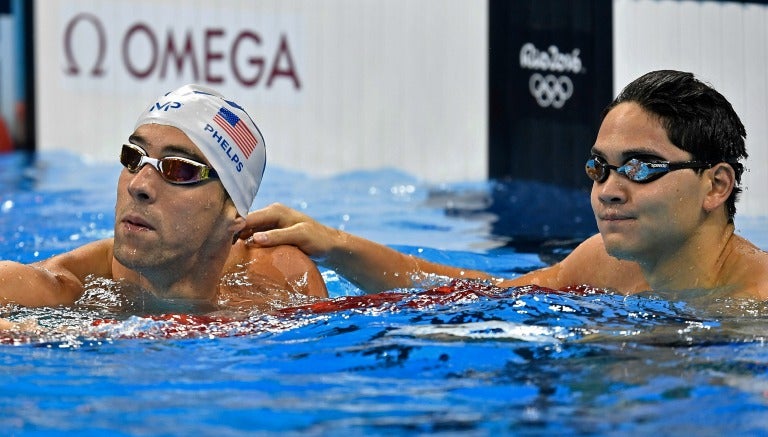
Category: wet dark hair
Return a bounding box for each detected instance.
[603,70,747,221]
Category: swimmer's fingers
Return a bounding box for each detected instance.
[246,226,331,260]
[241,203,337,258]
[240,203,309,238]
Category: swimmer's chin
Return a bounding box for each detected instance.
[601,242,641,264]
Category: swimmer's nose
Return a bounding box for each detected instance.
[596,171,627,204]
[126,164,161,203]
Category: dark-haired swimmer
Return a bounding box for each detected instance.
[241,70,768,299]
[0,85,327,312]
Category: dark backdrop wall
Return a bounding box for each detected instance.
[489,0,613,190]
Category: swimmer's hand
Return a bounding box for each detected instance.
[240,203,343,261]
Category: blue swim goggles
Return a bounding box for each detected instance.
[585,155,712,184]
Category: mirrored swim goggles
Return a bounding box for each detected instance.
[585,155,712,184]
[119,143,219,185]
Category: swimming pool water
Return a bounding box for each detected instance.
[1,151,767,435]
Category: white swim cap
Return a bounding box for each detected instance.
[133,84,266,216]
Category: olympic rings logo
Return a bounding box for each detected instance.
[529,73,573,109]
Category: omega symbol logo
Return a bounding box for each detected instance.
[528,73,573,109]
[63,13,107,77]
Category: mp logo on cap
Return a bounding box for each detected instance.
[150,101,182,112]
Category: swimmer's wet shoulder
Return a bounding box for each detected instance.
[499,232,768,299]
[715,234,768,299]
[498,234,650,293]
[223,241,328,299]
[0,239,113,307]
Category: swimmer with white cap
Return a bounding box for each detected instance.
[0,84,328,311]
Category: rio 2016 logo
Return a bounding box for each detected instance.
[519,43,583,109]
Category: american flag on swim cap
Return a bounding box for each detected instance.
[214,106,258,159]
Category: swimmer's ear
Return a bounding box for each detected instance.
[703,163,735,213]
[229,214,248,245]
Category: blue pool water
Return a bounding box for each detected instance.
[1,151,768,435]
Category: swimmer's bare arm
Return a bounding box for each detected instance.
[239,203,493,293]
[0,239,113,307]
[241,205,650,294]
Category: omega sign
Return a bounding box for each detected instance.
[519,43,584,109]
[62,13,301,89]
